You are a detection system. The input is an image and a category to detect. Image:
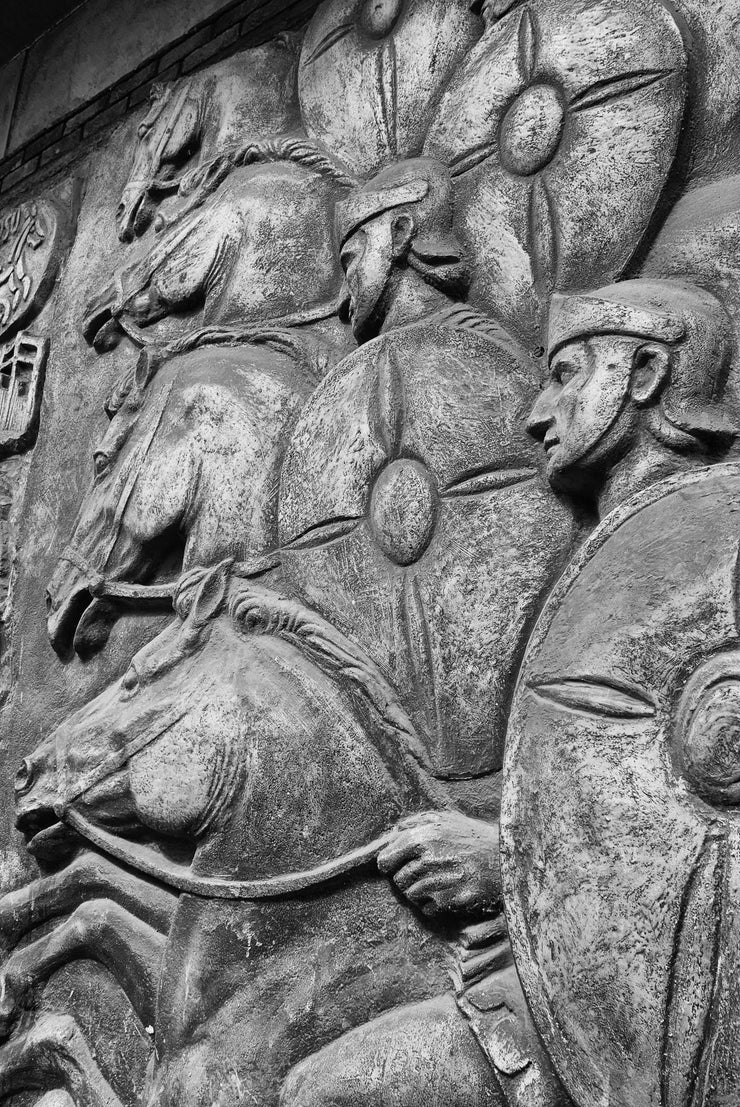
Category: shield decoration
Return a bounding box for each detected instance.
[298,0,480,178]
[279,320,576,789]
[501,463,740,1107]
[0,200,62,341]
[424,0,687,348]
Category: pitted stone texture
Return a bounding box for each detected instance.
[502,465,740,1107]
[298,0,480,177]
[424,0,688,345]
[279,321,576,783]
[369,458,438,567]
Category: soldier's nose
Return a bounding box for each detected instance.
[526,392,554,442]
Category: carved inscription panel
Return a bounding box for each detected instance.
[0,2,739,1106]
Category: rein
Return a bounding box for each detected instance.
[58,546,177,607]
[63,808,393,900]
[61,304,336,609]
[54,699,393,899]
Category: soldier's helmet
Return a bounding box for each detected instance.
[335,157,469,297]
[548,278,740,446]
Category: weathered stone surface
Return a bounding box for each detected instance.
[0,1,739,1105]
[0,57,23,161]
[6,0,290,153]
[502,465,740,1107]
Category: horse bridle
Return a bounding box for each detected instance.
[54,695,393,901]
[58,545,176,608]
[57,374,180,611]
[128,81,199,203]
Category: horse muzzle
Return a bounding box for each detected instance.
[116,188,155,244]
[46,575,95,658]
[15,778,77,863]
[47,587,120,660]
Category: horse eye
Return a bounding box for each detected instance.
[93,452,110,478]
[137,122,151,139]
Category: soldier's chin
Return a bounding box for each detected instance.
[547,456,601,502]
[350,297,385,345]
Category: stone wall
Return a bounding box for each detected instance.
[0,0,320,193]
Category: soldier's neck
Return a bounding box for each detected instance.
[379,277,452,335]
[598,441,705,519]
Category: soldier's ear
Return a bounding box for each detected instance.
[629,343,671,406]
[391,212,415,261]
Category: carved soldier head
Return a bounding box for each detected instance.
[527,279,738,510]
[335,158,469,343]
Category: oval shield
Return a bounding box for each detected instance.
[279,319,576,794]
[501,464,740,1107]
[424,0,687,347]
[298,0,479,178]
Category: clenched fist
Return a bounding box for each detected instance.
[377,810,502,917]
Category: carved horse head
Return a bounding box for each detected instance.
[116,43,302,243]
[21,563,447,886]
[46,337,312,658]
[117,81,204,243]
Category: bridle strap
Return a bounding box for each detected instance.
[58,547,177,606]
[59,373,177,603]
[143,81,195,196]
[55,688,395,900]
[64,807,393,900]
[57,704,190,810]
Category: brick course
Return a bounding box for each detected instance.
[0,0,322,199]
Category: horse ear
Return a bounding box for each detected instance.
[179,558,233,629]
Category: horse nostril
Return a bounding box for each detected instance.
[14,759,35,796]
[45,589,53,612]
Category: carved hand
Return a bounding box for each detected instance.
[377,810,502,917]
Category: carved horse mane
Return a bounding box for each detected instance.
[116,39,307,241]
[117,38,357,244]
[56,562,450,897]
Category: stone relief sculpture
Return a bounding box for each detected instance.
[1,0,740,1104]
[0,194,75,454]
[503,464,740,1107]
[0,187,77,707]
[527,280,739,514]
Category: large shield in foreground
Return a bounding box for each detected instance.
[501,464,740,1107]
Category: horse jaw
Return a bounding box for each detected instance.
[14,768,78,864]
